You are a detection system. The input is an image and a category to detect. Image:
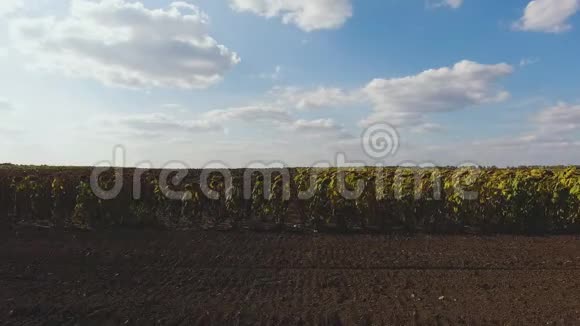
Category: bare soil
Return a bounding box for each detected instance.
[0,228,579,325]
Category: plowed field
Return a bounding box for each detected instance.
[1,229,579,325]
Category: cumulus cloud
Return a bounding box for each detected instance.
[0,0,22,16]
[361,60,513,126]
[229,0,352,31]
[264,61,513,131]
[9,0,240,89]
[514,0,580,33]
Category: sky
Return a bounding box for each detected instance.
[1,0,580,168]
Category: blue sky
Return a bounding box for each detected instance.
[1,0,580,167]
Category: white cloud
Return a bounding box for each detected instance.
[359,111,427,128]
[362,60,513,126]
[258,65,283,80]
[267,61,513,131]
[202,105,292,123]
[480,134,580,150]
[290,118,338,129]
[284,118,341,132]
[283,118,352,139]
[9,0,240,89]
[429,0,463,9]
[533,102,580,132]
[110,113,222,137]
[201,105,349,137]
[514,0,580,33]
[50,99,580,167]
[410,122,445,134]
[229,0,352,31]
[271,86,363,110]
[474,102,580,158]
[0,0,22,16]
[96,105,349,142]
[519,57,540,67]
[161,103,188,113]
[445,0,464,8]
[0,98,14,111]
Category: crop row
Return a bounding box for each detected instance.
[0,166,579,234]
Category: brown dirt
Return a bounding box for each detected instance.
[0,228,579,325]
